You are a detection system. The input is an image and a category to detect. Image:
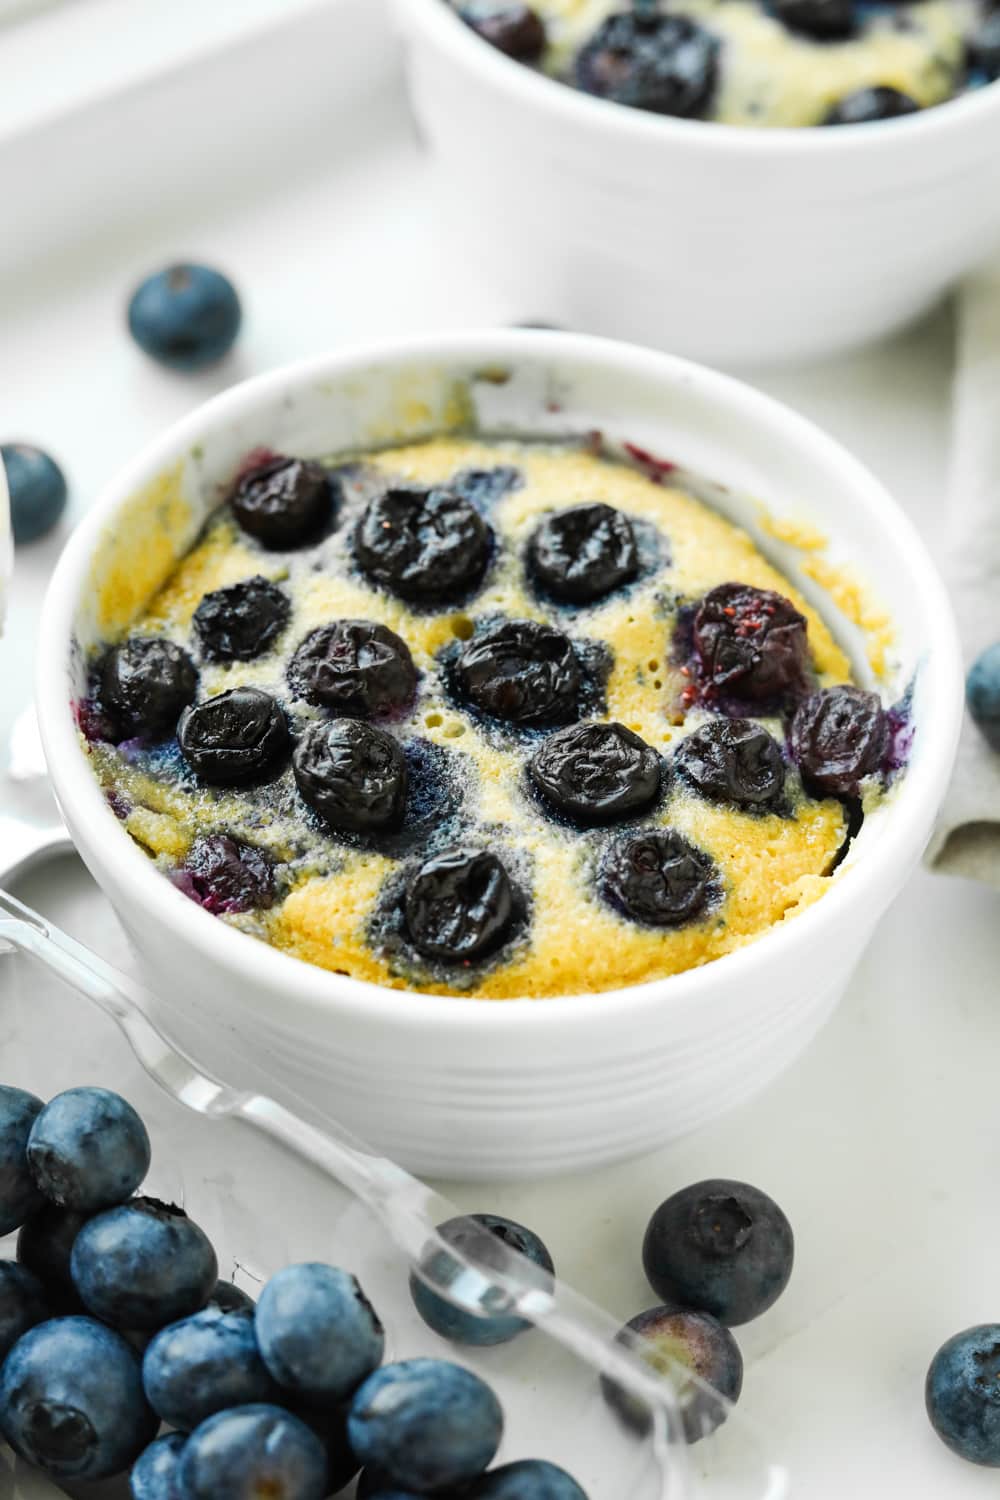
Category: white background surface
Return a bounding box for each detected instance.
[2,1,999,1496]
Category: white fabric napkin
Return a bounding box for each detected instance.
[925,263,1000,886]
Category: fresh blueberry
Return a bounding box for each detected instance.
[790,685,888,796]
[293,719,407,836]
[0,1085,45,1235]
[823,86,920,124]
[410,1213,555,1346]
[601,1304,743,1443]
[256,1263,384,1403]
[453,619,582,727]
[356,1477,423,1500]
[130,1431,187,1500]
[1,443,68,544]
[926,1325,1000,1466]
[192,576,291,662]
[459,2,547,60]
[100,637,198,738]
[0,1315,156,1479]
[0,1262,50,1364]
[26,1086,150,1215]
[773,0,853,39]
[176,834,275,915]
[673,718,785,809]
[291,1402,360,1495]
[127,263,241,372]
[643,1179,794,1326]
[287,620,417,717]
[17,1204,91,1297]
[969,11,1000,80]
[142,1305,277,1430]
[575,11,719,118]
[231,456,337,550]
[966,642,1000,752]
[348,1358,503,1493]
[404,848,517,963]
[468,1460,589,1498]
[177,1403,327,1500]
[599,829,716,928]
[206,1279,256,1314]
[528,503,638,605]
[178,686,289,785]
[355,487,493,604]
[529,721,660,825]
[690,583,810,706]
[71,1196,218,1331]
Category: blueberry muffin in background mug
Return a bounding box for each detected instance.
[452,0,1000,125]
[77,435,905,999]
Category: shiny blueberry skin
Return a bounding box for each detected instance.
[178,687,289,785]
[101,637,198,739]
[231,456,336,550]
[530,720,660,825]
[926,1325,1000,1466]
[355,487,493,603]
[600,829,716,928]
[454,619,582,727]
[966,642,1000,752]
[643,1179,794,1326]
[459,2,547,59]
[824,85,920,124]
[26,1087,150,1215]
[293,719,407,836]
[404,848,517,963]
[602,1304,743,1443]
[469,1460,589,1498]
[71,1197,218,1331]
[255,1262,384,1403]
[192,576,291,662]
[528,503,638,605]
[410,1213,555,1346]
[128,264,241,371]
[0,1085,45,1235]
[690,583,810,707]
[0,1263,50,1363]
[969,10,1000,79]
[575,11,719,118]
[348,1358,503,1493]
[772,0,853,39]
[0,1315,156,1479]
[142,1305,277,1430]
[177,1403,328,1500]
[2,443,68,543]
[17,1204,90,1297]
[130,1431,187,1500]
[673,718,785,809]
[288,620,417,718]
[176,833,275,915]
[790,685,888,797]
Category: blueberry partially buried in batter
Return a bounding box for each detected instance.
[354,487,492,604]
[529,721,661,825]
[178,688,289,786]
[601,1305,743,1444]
[100,637,198,740]
[790,685,888,797]
[404,848,518,964]
[287,621,417,719]
[599,829,716,928]
[527,503,638,605]
[452,619,583,728]
[673,718,785,810]
[192,576,291,663]
[293,720,407,838]
[459,2,547,60]
[575,10,720,119]
[231,456,336,550]
[689,583,810,707]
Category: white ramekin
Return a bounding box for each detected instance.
[36,331,962,1178]
[395,0,1000,368]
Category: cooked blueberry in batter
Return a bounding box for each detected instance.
[673,718,785,808]
[193,576,291,662]
[599,829,716,926]
[287,621,417,717]
[231,456,336,549]
[529,720,661,823]
[355,487,492,603]
[404,848,516,961]
[528,503,638,604]
[453,619,582,726]
[293,720,408,836]
[177,687,289,785]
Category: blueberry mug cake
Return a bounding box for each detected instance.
[451,0,999,125]
[78,437,903,998]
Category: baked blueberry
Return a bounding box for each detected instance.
[969,11,1000,79]
[17,1204,91,1295]
[2,442,68,543]
[926,1325,1000,1466]
[773,0,853,39]
[206,1278,255,1314]
[409,1212,555,1346]
[231,456,335,550]
[192,575,290,662]
[178,686,289,785]
[529,721,660,824]
[177,1404,328,1500]
[966,642,1000,752]
[348,1358,503,1492]
[575,11,719,119]
[404,848,516,962]
[0,1084,45,1235]
[599,830,716,927]
[255,1262,385,1403]
[790,684,888,796]
[71,1196,218,1331]
[824,86,920,125]
[453,619,582,727]
[528,503,638,605]
[27,1086,150,1215]
[293,719,407,836]
[177,833,275,914]
[468,1462,589,1499]
[601,1304,743,1443]
[0,1315,157,1480]
[130,1431,187,1500]
[690,583,810,705]
[643,1178,794,1326]
[673,718,785,808]
[459,1,546,58]
[101,637,198,738]
[142,1305,278,1430]
[127,263,241,371]
[355,486,492,604]
[0,1262,50,1363]
[287,620,417,717]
